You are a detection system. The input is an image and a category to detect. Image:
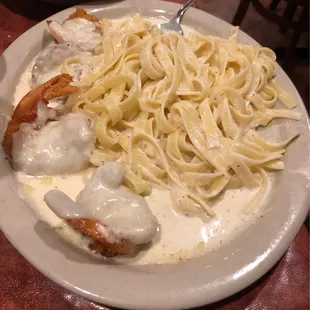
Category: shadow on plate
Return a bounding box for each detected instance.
[0,56,6,83]
[0,94,13,180]
[34,219,114,265]
[34,219,161,269]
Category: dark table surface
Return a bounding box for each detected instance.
[0,0,309,309]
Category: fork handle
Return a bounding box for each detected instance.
[174,0,197,24]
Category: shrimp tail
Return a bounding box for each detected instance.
[2,74,79,158]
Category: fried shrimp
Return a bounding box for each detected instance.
[47,9,102,52]
[3,74,79,157]
[66,8,100,23]
[67,219,135,256]
[44,162,159,257]
[46,8,100,26]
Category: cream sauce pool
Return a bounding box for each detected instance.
[12,17,272,265]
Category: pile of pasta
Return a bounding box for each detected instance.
[62,14,301,216]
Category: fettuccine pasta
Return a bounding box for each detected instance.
[62,14,301,217]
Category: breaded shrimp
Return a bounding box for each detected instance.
[67,219,135,256]
[44,163,159,257]
[67,8,100,23]
[2,74,79,158]
[47,9,102,52]
[46,8,100,26]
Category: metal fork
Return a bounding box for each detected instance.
[150,0,197,36]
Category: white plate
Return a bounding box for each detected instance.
[0,1,309,309]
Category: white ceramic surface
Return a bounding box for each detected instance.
[0,1,309,309]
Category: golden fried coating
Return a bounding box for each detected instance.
[67,8,100,23]
[2,74,79,157]
[68,219,135,256]
[3,70,132,257]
